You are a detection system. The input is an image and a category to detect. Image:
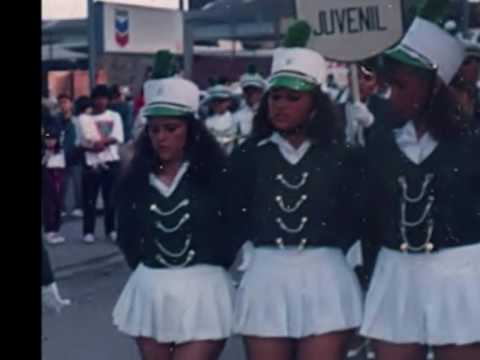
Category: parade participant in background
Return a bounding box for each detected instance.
[42,236,71,313]
[42,123,67,245]
[359,1,480,359]
[324,73,341,102]
[131,53,177,141]
[56,94,83,218]
[76,85,124,244]
[453,33,480,133]
[228,21,363,360]
[113,55,234,360]
[342,63,377,147]
[233,65,266,145]
[204,84,238,155]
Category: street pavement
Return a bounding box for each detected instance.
[46,213,122,279]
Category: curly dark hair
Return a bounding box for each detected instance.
[115,115,227,202]
[251,86,344,147]
[385,57,470,140]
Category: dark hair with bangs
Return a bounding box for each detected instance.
[251,85,343,147]
[115,114,227,203]
[384,57,470,140]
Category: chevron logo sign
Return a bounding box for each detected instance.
[114,9,129,48]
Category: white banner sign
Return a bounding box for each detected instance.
[295,0,403,61]
[101,2,184,54]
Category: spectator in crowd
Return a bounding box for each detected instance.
[110,84,133,142]
[56,94,83,218]
[42,121,67,245]
[76,85,124,244]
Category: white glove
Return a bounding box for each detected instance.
[345,101,375,147]
[346,101,375,128]
[42,283,71,314]
[237,241,255,272]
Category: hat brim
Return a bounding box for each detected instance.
[385,48,432,71]
[208,93,233,101]
[268,75,315,92]
[241,81,265,90]
[143,105,190,118]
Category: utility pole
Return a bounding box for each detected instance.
[88,0,96,91]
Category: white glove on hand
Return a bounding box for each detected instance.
[346,101,375,128]
[345,101,375,147]
[42,283,71,314]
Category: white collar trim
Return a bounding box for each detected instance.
[257,132,312,165]
[149,162,190,198]
[393,121,438,165]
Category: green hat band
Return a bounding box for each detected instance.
[241,80,265,89]
[143,102,193,118]
[208,91,233,100]
[268,71,317,92]
[385,44,436,72]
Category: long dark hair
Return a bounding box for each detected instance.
[115,114,227,203]
[252,86,343,147]
[385,58,470,141]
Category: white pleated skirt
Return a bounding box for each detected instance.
[233,247,363,338]
[360,243,480,346]
[113,263,234,344]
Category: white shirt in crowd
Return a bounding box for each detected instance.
[76,110,124,167]
[205,111,238,155]
[233,105,255,145]
[393,120,438,165]
[43,151,66,169]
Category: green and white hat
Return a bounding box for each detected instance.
[240,65,266,90]
[142,50,200,118]
[143,77,200,118]
[207,84,234,100]
[268,21,327,92]
[385,0,464,84]
[458,32,480,60]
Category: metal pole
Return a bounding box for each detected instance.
[179,0,185,11]
[88,0,96,91]
[349,63,361,103]
[183,13,194,79]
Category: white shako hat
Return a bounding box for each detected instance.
[143,77,200,118]
[142,49,200,118]
[384,0,464,84]
[239,65,266,90]
[268,21,327,92]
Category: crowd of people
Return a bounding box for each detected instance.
[43,1,479,359]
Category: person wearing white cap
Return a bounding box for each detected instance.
[227,21,363,360]
[359,1,480,359]
[233,65,266,145]
[112,54,235,360]
[204,84,238,155]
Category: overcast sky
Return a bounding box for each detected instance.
[42,0,180,19]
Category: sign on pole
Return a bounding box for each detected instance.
[295,0,403,102]
[295,0,404,62]
[99,3,184,54]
